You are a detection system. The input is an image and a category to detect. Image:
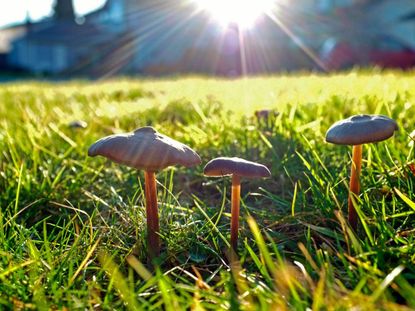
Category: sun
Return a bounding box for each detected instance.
[195,0,276,29]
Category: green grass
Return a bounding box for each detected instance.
[1,71,415,310]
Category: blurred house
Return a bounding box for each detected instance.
[367,0,415,49]
[8,22,124,74]
[0,0,315,76]
[317,0,415,70]
[6,0,136,76]
[0,24,27,70]
[1,0,415,76]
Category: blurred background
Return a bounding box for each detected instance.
[0,0,414,78]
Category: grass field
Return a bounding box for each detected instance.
[1,71,415,310]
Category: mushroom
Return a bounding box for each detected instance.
[88,126,201,258]
[325,114,398,230]
[254,109,280,131]
[68,120,88,129]
[203,157,271,250]
[254,109,279,122]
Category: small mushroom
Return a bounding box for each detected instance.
[254,109,279,131]
[88,126,201,258]
[68,120,88,129]
[325,114,398,230]
[254,109,279,122]
[204,157,271,250]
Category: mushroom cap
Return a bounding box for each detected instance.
[204,157,271,178]
[69,120,88,129]
[325,114,398,145]
[88,126,201,171]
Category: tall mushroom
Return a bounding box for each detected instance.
[203,157,271,251]
[325,114,398,230]
[88,126,201,258]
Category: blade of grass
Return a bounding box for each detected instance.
[68,238,101,287]
[247,216,276,273]
[394,188,415,211]
[370,265,405,302]
[98,251,142,311]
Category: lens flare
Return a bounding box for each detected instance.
[195,0,276,29]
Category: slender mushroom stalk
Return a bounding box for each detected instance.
[326,115,398,231]
[144,171,160,257]
[204,157,271,252]
[88,126,201,259]
[230,175,241,250]
[348,144,362,230]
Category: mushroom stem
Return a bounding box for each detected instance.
[348,144,362,230]
[144,171,160,258]
[231,175,241,251]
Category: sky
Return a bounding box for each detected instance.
[0,0,106,28]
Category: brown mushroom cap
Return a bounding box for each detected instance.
[204,157,271,178]
[325,114,398,145]
[88,126,201,171]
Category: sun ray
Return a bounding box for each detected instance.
[264,6,329,72]
[72,1,209,77]
[74,0,338,78]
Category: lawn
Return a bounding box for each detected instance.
[1,71,415,310]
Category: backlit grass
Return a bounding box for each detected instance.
[1,71,415,310]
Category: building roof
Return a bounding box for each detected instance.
[22,21,115,47]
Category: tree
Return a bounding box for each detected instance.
[54,0,75,20]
